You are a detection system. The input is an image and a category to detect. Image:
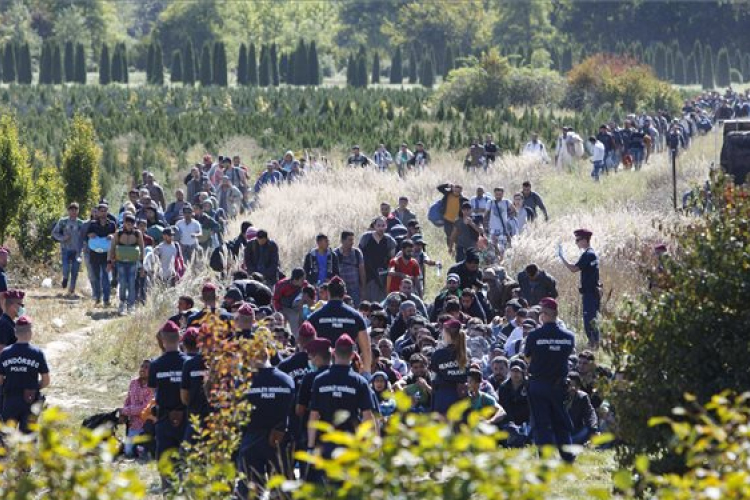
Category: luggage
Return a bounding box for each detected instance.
[88,236,111,254]
[427,198,445,227]
[115,244,141,262]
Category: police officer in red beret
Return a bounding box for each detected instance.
[180,327,210,443]
[0,316,50,433]
[523,298,575,462]
[430,318,469,415]
[559,229,601,349]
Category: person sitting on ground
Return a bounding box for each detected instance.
[120,359,154,458]
[565,371,599,445]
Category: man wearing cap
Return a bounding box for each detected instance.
[0,316,49,433]
[148,321,190,487]
[523,297,575,462]
[430,273,462,322]
[307,277,372,375]
[307,334,377,481]
[236,341,295,497]
[359,217,397,303]
[175,205,202,263]
[347,145,371,167]
[180,328,211,443]
[86,204,117,307]
[52,202,84,296]
[559,229,601,349]
[447,250,484,291]
[497,359,531,445]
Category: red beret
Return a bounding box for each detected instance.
[298,321,317,339]
[335,333,355,350]
[245,227,258,241]
[0,247,10,256]
[329,276,345,286]
[539,297,558,311]
[161,320,180,333]
[443,318,462,330]
[203,154,212,162]
[574,229,593,239]
[306,338,332,355]
[15,316,32,327]
[3,290,24,300]
[181,327,200,344]
[654,243,668,253]
[237,303,255,319]
[202,282,218,293]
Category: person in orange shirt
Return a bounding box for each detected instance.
[386,240,421,293]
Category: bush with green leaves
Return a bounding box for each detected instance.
[606,178,750,473]
[0,114,30,243]
[62,114,101,216]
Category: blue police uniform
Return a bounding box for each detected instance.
[180,352,210,442]
[0,342,49,432]
[187,306,233,329]
[576,248,600,345]
[307,300,366,345]
[0,314,17,409]
[236,366,295,498]
[429,345,468,415]
[148,350,190,460]
[523,322,575,462]
[278,351,312,448]
[297,366,327,439]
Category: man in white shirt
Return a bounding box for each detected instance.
[483,187,514,250]
[175,206,202,263]
[588,136,606,182]
[152,227,180,283]
[522,133,549,163]
[470,186,492,225]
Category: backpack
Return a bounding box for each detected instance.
[428,198,445,227]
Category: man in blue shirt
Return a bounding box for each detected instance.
[236,342,295,498]
[307,334,377,482]
[148,321,189,490]
[302,234,340,286]
[523,298,575,462]
[559,228,601,349]
[0,316,50,433]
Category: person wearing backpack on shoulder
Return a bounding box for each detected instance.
[51,202,84,297]
[334,231,366,306]
[108,214,145,316]
[436,183,469,248]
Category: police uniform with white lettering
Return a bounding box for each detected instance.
[296,338,332,441]
[307,297,366,346]
[148,321,190,460]
[236,362,294,498]
[180,328,210,443]
[0,316,49,433]
[277,321,316,451]
[430,319,468,415]
[0,289,23,410]
[523,298,575,462]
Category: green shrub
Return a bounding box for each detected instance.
[607,179,750,472]
[15,162,65,262]
[0,114,30,243]
[62,114,101,215]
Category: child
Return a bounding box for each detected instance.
[370,372,397,418]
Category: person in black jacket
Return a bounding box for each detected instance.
[565,372,598,445]
[244,230,281,285]
[302,234,340,286]
[517,264,558,307]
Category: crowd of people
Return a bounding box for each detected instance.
[7,112,705,495]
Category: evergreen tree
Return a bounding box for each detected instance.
[287,52,295,85]
[62,115,101,216]
[3,43,15,83]
[99,43,111,85]
[119,43,129,84]
[420,50,435,88]
[183,40,196,86]
[346,54,355,86]
[408,47,418,84]
[0,115,30,243]
[444,45,454,78]
[309,41,320,85]
[372,51,380,84]
[665,47,674,81]
[39,43,50,84]
[212,41,227,86]
[259,45,271,87]
[357,52,368,88]
[674,51,687,85]
[716,47,731,88]
[200,43,212,86]
[75,44,86,84]
[52,43,63,84]
[17,43,32,84]
[64,41,74,82]
[390,46,403,84]
[237,43,248,85]
[248,43,258,86]
[693,40,704,71]
[271,43,279,86]
[653,43,666,79]
[111,44,122,82]
[146,41,154,84]
[702,45,715,90]
[152,42,164,85]
[294,39,308,85]
[171,50,183,83]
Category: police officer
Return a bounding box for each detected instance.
[307,334,377,482]
[233,303,256,339]
[180,327,210,443]
[523,297,575,462]
[430,318,469,415]
[0,290,25,410]
[295,338,332,437]
[148,321,189,489]
[559,228,601,349]
[307,276,372,375]
[187,283,233,329]
[0,316,50,433]
[236,342,295,499]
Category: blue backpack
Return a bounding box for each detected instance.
[427,198,445,227]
